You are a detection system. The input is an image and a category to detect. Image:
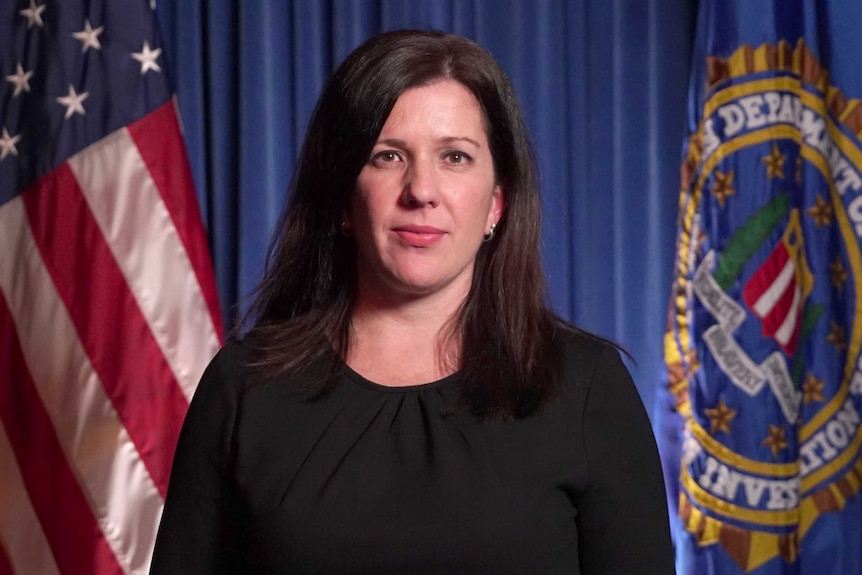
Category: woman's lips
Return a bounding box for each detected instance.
[393,225,445,247]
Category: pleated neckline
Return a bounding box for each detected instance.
[342,363,461,393]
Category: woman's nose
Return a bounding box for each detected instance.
[400,159,440,208]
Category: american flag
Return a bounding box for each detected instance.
[0,1,223,573]
[743,240,802,356]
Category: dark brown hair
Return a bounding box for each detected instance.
[243,29,562,419]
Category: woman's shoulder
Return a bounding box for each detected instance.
[190,337,294,417]
[187,339,252,409]
[552,322,627,376]
[194,337,347,409]
[198,338,251,387]
[546,322,637,410]
[209,338,249,369]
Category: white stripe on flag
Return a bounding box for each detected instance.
[68,129,221,401]
[775,286,801,346]
[753,258,795,317]
[0,197,164,575]
[0,423,62,575]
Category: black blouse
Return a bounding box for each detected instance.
[150,329,674,574]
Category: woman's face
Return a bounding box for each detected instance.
[349,80,504,302]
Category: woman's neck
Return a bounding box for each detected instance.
[346,281,467,386]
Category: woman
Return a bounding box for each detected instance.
[151,30,674,574]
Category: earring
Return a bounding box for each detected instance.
[341,221,353,237]
[482,222,497,242]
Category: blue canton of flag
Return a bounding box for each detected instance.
[1,0,171,202]
[658,1,862,574]
[0,1,222,573]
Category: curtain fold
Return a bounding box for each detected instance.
[154,0,697,404]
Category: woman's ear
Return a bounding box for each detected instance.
[489,185,505,227]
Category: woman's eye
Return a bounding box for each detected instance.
[372,151,400,163]
[444,151,471,165]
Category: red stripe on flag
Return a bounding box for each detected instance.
[760,275,797,335]
[127,102,225,341]
[0,294,124,575]
[21,166,188,498]
[742,242,801,355]
[742,242,790,313]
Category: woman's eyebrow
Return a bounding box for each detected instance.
[439,136,482,148]
[373,136,482,148]
[374,138,408,148]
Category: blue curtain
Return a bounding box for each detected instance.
[152,0,698,406]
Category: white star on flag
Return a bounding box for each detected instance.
[72,20,104,52]
[5,63,34,97]
[56,85,90,119]
[0,128,22,161]
[19,0,46,29]
[132,40,162,74]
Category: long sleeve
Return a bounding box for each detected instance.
[149,345,244,574]
[574,345,675,574]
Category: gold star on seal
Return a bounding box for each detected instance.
[802,373,825,405]
[827,322,847,352]
[684,348,701,373]
[761,143,785,179]
[710,170,735,208]
[807,194,834,227]
[763,424,789,458]
[829,257,848,289]
[704,400,736,435]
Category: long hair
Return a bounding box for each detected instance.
[243,29,561,419]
